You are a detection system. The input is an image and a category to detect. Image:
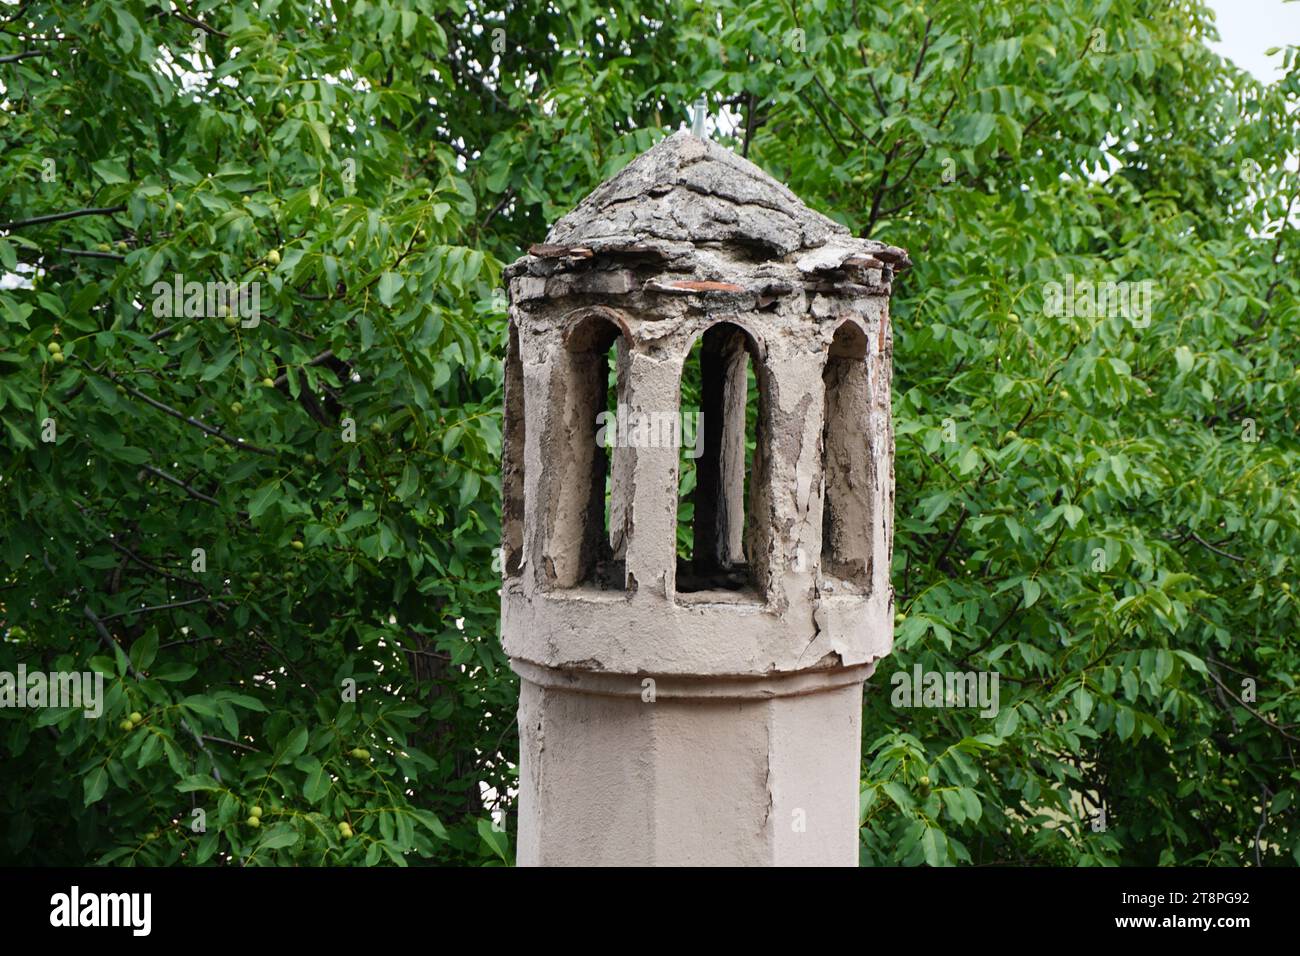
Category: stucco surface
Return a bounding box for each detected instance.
[502,130,909,865]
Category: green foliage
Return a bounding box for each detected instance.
[1,0,508,865]
[2,0,1297,866]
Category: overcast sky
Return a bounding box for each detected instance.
[1205,0,1300,81]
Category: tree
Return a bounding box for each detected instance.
[1,0,509,866]
[1,0,1296,866]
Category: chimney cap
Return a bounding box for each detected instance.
[539,130,908,265]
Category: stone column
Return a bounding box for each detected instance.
[501,131,911,866]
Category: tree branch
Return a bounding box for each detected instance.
[0,49,47,64]
[100,597,211,621]
[93,364,277,456]
[1,205,126,231]
[1188,530,1245,563]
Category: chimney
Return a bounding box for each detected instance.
[502,130,911,865]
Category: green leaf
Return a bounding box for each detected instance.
[1116,707,1136,741]
[377,272,405,306]
[1074,686,1094,722]
[395,462,419,500]
[222,694,268,712]
[881,781,916,812]
[175,775,223,796]
[257,825,301,850]
[476,818,509,862]
[247,482,280,519]
[301,757,332,804]
[153,662,197,682]
[180,695,219,717]
[91,159,131,184]
[275,727,309,763]
[130,630,158,672]
[921,826,948,867]
[83,767,109,806]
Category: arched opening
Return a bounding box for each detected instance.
[821,320,872,589]
[501,321,526,578]
[544,313,629,590]
[675,321,770,598]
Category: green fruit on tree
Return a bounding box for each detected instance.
[262,378,275,388]
[275,103,287,117]
[250,805,263,818]
[266,249,281,266]
[291,540,304,551]
[51,352,65,364]
[304,454,316,465]
[246,816,261,828]
[129,712,143,723]
[173,201,184,214]
[46,342,61,354]
[119,720,134,731]
[231,402,244,415]
[96,242,110,252]
[349,748,370,760]
[223,314,239,329]
[338,823,353,839]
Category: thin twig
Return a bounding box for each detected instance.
[0,205,126,230]
[0,49,47,64]
[1188,530,1245,563]
[92,364,277,456]
[142,464,222,507]
[100,597,211,621]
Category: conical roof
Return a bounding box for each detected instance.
[545,131,898,262]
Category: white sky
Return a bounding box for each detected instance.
[1205,0,1300,80]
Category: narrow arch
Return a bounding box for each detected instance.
[675,320,771,598]
[501,321,526,578]
[821,320,872,588]
[544,312,629,590]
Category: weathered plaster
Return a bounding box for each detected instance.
[502,130,910,865]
